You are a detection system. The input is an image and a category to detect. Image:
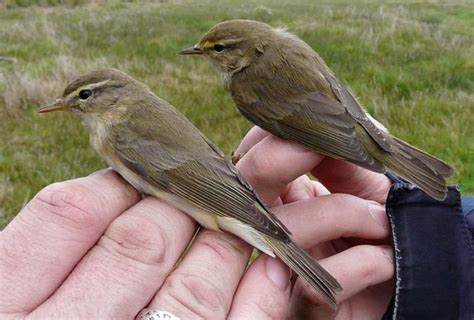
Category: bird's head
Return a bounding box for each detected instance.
[38,68,147,121]
[179,19,282,76]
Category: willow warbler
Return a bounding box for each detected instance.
[38,68,342,308]
[180,19,454,200]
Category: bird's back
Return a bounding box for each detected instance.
[105,94,291,240]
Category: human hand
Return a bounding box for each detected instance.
[0,128,394,320]
[234,126,394,319]
[0,169,288,319]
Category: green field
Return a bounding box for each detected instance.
[1,0,473,228]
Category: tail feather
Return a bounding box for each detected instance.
[264,236,342,309]
[385,138,454,201]
[393,137,454,177]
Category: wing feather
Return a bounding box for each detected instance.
[237,91,384,172]
[324,73,393,152]
[108,103,290,241]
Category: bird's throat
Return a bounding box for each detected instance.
[220,71,233,90]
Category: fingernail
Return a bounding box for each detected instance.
[265,256,290,291]
[368,201,389,229]
[381,245,394,263]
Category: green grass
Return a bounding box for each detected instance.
[1,0,473,228]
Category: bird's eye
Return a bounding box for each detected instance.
[213,44,225,52]
[78,89,92,100]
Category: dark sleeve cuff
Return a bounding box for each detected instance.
[382,174,474,320]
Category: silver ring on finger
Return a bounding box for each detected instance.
[136,308,181,320]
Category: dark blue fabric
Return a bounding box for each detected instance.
[382,174,474,320]
[462,196,474,216]
[462,196,474,243]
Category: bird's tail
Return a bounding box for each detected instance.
[384,137,454,201]
[264,236,342,309]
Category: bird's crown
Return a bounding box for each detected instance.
[62,68,134,98]
[197,19,274,49]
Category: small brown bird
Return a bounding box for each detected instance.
[180,19,454,200]
[38,68,342,308]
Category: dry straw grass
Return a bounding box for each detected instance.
[0,56,114,116]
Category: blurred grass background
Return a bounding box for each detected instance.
[0,0,473,228]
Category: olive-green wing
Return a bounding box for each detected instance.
[324,73,393,152]
[108,105,290,241]
[236,91,385,172]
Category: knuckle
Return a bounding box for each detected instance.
[357,245,380,283]
[197,230,248,262]
[253,298,286,320]
[247,147,275,183]
[163,272,227,319]
[101,213,168,266]
[30,181,101,230]
[324,194,363,235]
[329,193,360,208]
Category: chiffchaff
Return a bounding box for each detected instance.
[38,68,341,308]
[181,19,454,200]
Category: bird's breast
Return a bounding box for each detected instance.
[80,114,111,156]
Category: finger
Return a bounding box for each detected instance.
[281,175,330,204]
[237,135,324,204]
[289,280,393,320]
[148,230,252,319]
[290,245,394,310]
[343,280,394,319]
[228,255,291,319]
[233,126,270,157]
[272,194,389,249]
[0,169,139,315]
[311,158,391,204]
[30,197,197,319]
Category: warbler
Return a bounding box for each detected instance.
[180,19,454,200]
[38,68,341,308]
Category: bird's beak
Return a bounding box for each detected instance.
[37,99,66,113]
[178,46,204,55]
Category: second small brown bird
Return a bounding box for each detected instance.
[180,19,454,200]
